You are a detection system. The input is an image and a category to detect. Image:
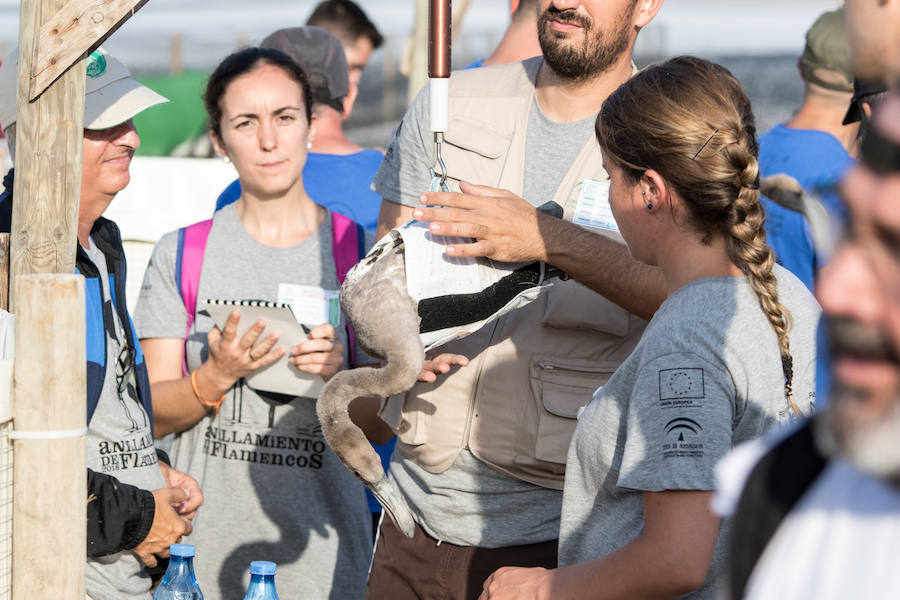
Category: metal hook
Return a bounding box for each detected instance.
[434,132,448,188]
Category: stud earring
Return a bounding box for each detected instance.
[647,202,653,210]
[307,141,312,150]
[223,156,231,164]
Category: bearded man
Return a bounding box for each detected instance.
[367,2,664,599]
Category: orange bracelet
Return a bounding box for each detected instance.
[190,368,226,415]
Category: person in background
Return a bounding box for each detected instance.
[754,6,858,291]
[464,0,541,70]
[215,27,385,232]
[0,49,202,600]
[479,56,820,600]
[755,8,858,413]
[758,8,857,225]
[135,47,381,599]
[306,0,384,89]
[843,78,889,145]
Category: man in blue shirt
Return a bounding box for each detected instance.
[758,8,860,410]
[758,6,859,275]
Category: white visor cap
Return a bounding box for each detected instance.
[0,47,167,132]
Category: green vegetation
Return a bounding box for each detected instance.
[134,71,210,156]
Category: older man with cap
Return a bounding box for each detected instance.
[215,26,385,232]
[0,48,202,600]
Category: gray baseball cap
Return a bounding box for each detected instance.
[0,47,167,132]
[260,26,350,102]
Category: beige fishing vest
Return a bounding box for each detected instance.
[379,57,647,490]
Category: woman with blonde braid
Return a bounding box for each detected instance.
[479,57,820,600]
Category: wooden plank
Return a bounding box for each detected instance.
[30,0,148,100]
[12,274,86,600]
[0,234,8,311]
[10,0,86,306]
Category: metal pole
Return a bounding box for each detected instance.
[428,0,451,188]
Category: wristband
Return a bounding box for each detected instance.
[190,368,226,415]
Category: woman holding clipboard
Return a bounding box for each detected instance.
[134,47,386,599]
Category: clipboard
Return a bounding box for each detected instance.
[198,299,325,398]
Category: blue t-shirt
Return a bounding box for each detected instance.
[215,149,385,233]
[758,124,854,410]
[758,124,853,224]
[759,195,816,292]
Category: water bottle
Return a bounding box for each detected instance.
[242,561,279,600]
[153,544,204,599]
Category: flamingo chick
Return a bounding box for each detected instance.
[317,234,422,538]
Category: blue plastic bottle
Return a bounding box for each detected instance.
[242,561,280,600]
[153,544,204,599]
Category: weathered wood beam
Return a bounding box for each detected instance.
[30,0,148,101]
[12,275,86,600]
[11,0,86,301]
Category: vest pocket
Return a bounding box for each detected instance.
[531,357,619,465]
[439,117,514,187]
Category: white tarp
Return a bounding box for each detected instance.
[103,156,235,313]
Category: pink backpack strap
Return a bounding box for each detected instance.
[331,212,365,366]
[175,219,213,375]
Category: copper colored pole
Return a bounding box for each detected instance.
[428,0,451,79]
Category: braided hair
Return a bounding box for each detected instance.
[596,56,798,415]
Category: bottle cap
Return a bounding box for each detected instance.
[169,544,196,558]
[249,561,276,576]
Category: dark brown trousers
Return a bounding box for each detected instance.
[366,516,557,600]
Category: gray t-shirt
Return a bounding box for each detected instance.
[134,205,373,600]
[559,265,820,598]
[373,79,596,547]
[84,240,166,600]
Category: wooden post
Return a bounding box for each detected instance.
[170,32,183,75]
[7,1,149,597]
[11,275,86,599]
[10,0,87,305]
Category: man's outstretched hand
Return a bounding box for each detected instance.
[414,181,551,263]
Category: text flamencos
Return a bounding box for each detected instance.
[202,425,326,469]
